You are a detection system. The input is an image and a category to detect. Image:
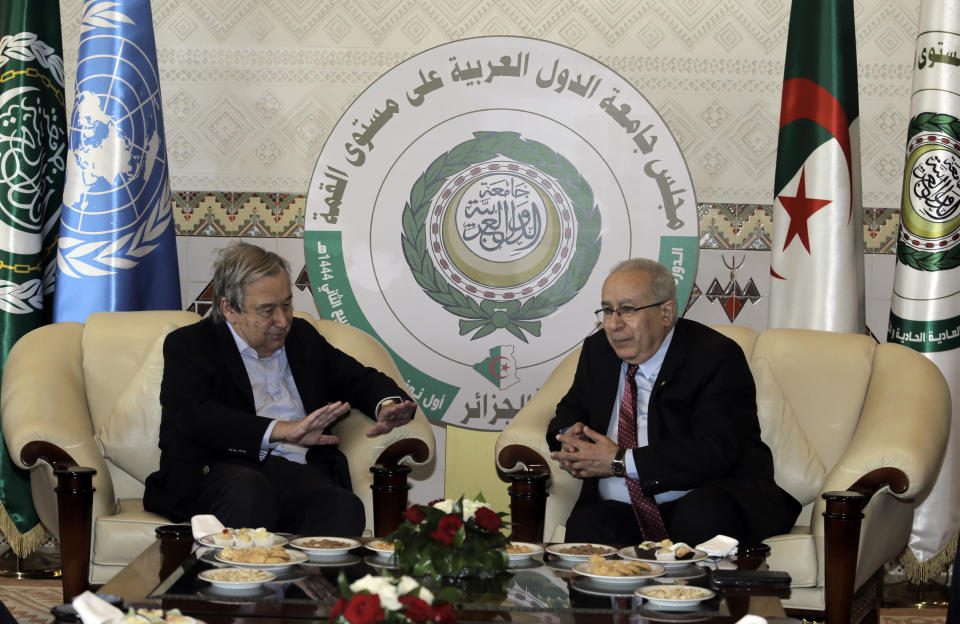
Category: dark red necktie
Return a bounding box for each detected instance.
[618,363,669,541]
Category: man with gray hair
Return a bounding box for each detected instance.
[144,242,415,536]
[547,258,799,546]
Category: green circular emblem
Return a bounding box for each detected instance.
[898,120,960,271]
[401,131,601,342]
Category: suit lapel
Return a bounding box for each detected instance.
[593,336,623,433]
[649,319,688,440]
[285,320,321,412]
[212,318,257,410]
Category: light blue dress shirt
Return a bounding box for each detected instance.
[598,327,691,505]
[227,324,310,464]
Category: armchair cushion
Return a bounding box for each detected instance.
[751,357,826,506]
[96,322,178,484]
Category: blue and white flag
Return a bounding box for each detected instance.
[53,0,180,322]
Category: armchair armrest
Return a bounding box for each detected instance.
[335,406,434,536]
[1,322,119,533]
[495,347,582,541]
[811,342,950,587]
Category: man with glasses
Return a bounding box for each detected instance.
[144,242,416,536]
[547,258,799,546]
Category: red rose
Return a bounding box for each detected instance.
[429,514,463,546]
[399,594,432,623]
[344,593,384,624]
[403,504,426,524]
[427,498,445,506]
[473,506,501,532]
[330,597,348,621]
[432,602,456,624]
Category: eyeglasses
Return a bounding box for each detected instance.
[594,300,667,323]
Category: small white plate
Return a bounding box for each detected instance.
[635,584,716,608]
[545,543,617,561]
[289,536,360,557]
[505,542,543,561]
[198,567,276,590]
[572,561,666,585]
[618,546,708,569]
[364,540,396,558]
[198,533,289,549]
[215,548,308,570]
[570,577,639,597]
[301,553,362,568]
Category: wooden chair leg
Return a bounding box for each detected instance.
[54,466,96,602]
[823,490,868,624]
[370,464,411,537]
[505,471,548,542]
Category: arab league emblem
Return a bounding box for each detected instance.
[401,132,600,342]
[304,36,699,430]
[897,113,960,271]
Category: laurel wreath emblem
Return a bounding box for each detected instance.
[401,131,601,342]
[897,114,960,272]
[57,184,173,278]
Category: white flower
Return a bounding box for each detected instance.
[396,576,434,604]
[396,576,419,595]
[417,586,435,604]
[349,575,401,611]
[432,499,455,514]
[461,498,485,521]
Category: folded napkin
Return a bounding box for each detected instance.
[734,616,766,624]
[73,591,124,624]
[696,534,739,557]
[191,514,225,540]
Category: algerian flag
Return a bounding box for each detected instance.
[0,0,66,557]
[768,0,865,333]
[888,1,960,580]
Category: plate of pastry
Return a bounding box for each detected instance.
[572,555,665,585]
[198,566,277,591]
[198,528,288,549]
[618,540,707,569]
[504,542,544,562]
[215,545,308,570]
[635,584,716,608]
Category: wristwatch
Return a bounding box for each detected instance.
[611,448,627,477]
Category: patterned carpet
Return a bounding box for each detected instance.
[0,578,61,624]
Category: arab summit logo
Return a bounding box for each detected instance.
[401,131,601,348]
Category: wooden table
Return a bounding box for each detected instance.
[97,536,795,624]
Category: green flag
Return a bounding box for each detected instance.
[768,0,865,333]
[0,0,66,557]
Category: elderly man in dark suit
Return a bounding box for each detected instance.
[547,258,799,546]
[144,242,416,536]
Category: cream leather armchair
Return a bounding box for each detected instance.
[495,325,950,624]
[2,310,436,599]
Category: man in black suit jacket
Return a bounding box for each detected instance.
[547,259,799,546]
[144,242,416,536]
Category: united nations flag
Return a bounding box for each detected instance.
[53,0,180,322]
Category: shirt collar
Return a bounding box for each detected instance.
[636,326,675,380]
[226,321,284,361]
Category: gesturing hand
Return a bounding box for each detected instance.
[550,425,620,479]
[366,400,416,437]
[272,401,351,446]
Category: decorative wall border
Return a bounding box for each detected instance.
[171,191,900,252]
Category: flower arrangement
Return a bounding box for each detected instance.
[388,494,509,580]
[330,572,458,624]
